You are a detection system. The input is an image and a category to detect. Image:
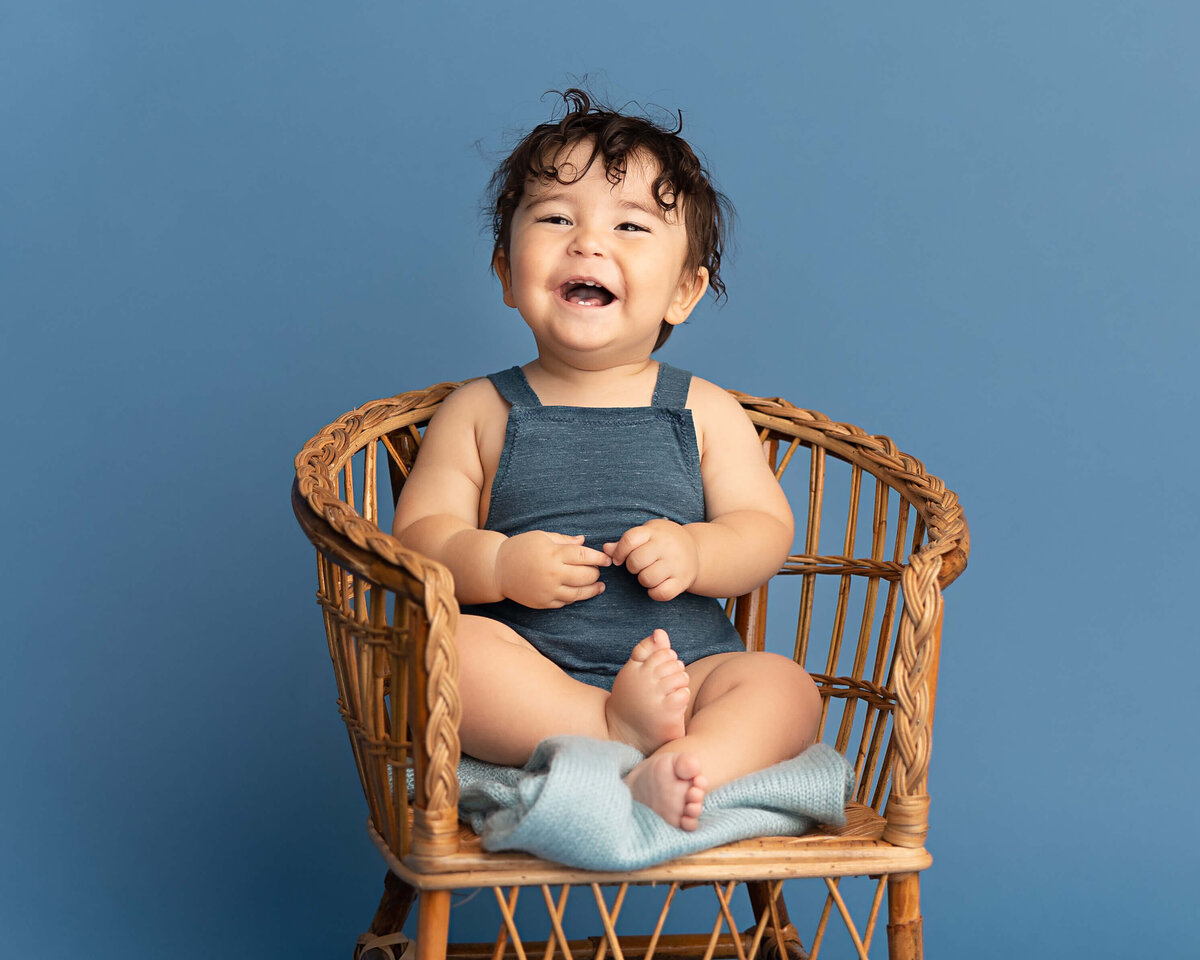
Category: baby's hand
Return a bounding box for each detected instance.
[604,519,699,602]
[495,531,610,609]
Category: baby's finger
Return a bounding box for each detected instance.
[558,581,605,605]
[634,557,670,591]
[566,544,611,567]
[646,576,684,602]
[622,540,663,576]
[560,563,602,587]
[608,526,652,566]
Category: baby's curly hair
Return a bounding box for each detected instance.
[488,89,733,350]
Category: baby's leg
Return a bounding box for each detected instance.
[455,619,690,767]
[606,629,691,755]
[624,651,821,829]
[674,651,821,786]
[455,615,611,766]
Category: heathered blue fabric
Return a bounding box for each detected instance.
[456,737,854,870]
[461,363,745,689]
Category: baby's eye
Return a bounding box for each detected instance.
[538,215,571,226]
[616,222,649,233]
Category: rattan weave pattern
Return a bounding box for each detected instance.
[293,381,969,960]
[729,392,967,587]
[294,383,465,848]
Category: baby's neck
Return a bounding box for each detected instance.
[523,358,661,408]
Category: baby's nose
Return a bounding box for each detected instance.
[569,225,606,256]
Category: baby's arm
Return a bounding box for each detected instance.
[605,378,793,600]
[393,381,610,608]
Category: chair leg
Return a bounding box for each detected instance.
[416,889,452,960]
[885,873,923,960]
[746,881,809,960]
[369,871,419,939]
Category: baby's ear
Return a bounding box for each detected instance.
[665,266,710,327]
[493,250,517,308]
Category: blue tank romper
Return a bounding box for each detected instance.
[460,362,746,690]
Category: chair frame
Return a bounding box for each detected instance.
[293,381,968,960]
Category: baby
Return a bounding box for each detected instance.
[394,90,821,830]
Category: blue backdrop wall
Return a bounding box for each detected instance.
[4,2,1197,956]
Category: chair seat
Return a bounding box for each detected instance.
[374,803,930,890]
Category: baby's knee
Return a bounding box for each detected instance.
[458,614,537,651]
[751,651,819,697]
[706,650,815,701]
[747,654,821,745]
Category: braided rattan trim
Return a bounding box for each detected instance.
[293,383,462,587]
[880,551,943,847]
[418,562,462,842]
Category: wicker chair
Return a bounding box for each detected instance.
[292,380,968,960]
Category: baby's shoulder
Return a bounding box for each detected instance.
[684,374,758,455]
[685,374,746,419]
[435,376,508,418]
[422,376,510,444]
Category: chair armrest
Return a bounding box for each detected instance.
[403,546,463,858]
[881,548,944,849]
[291,479,464,858]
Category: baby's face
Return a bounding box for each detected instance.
[495,141,709,369]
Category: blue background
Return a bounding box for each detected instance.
[4,1,1197,956]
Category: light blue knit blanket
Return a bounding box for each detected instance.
[453,736,854,871]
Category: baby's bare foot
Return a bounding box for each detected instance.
[625,752,707,831]
[605,630,690,755]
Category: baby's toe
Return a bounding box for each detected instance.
[673,753,702,781]
[628,634,659,662]
[651,651,684,675]
[630,630,672,662]
[644,647,679,670]
[662,674,690,696]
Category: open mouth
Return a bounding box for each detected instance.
[558,278,616,307]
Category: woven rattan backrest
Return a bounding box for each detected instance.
[294,382,967,857]
[729,394,966,813]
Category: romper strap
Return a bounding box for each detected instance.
[651,363,693,408]
[487,366,542,407]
